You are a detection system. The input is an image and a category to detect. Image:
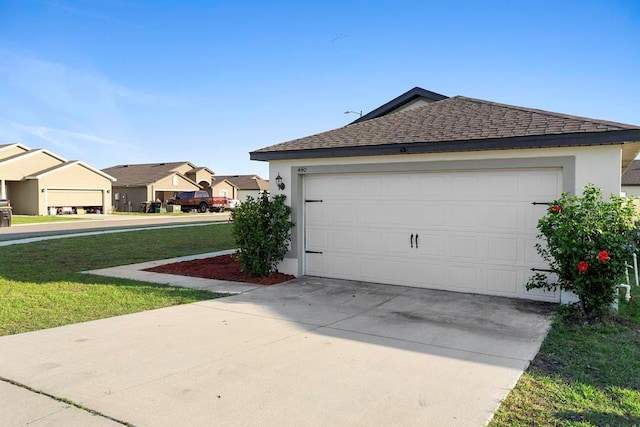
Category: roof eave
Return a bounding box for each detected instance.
[250,129,640,162]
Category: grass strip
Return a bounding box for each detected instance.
[0,223,235,335]
[490,303,640,426]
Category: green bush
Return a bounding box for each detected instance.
[230,193,294,277]
[527,184,636,319]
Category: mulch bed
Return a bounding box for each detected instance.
[144,253,295,285]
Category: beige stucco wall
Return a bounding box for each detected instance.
[622,185,640,198]
[38,163,113,215]
[0,151,63,180]
[212,181,237,199]
[238,189,264,202]
[186,170,212,187]
[172,164,193,175]
[112,187,148,212]
[0,145,29,161]
[268,144,624,278]
[7,180,39,215]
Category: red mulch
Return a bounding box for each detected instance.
[144,253,294,285]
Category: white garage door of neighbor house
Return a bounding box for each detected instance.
[47,190,103,206]
[304,169,562,302]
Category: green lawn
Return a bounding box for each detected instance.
[2,224,639,423]
[11,215,92,225]
[490,302,640,426]
[0,223,235,335]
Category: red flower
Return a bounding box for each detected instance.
[598,251,609,263]
[577,261,589,272]
[550,205,562,213]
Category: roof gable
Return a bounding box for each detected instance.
[0,148,67,164]
[26,161,117,181]
[103,162,199,187]
[214,175,269,191]
[251,93,640,162]
[622,160,640,185]
[351,87,448,124]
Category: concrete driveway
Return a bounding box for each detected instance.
[0,277,555,426]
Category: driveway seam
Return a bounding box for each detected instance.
[0,375,134,426]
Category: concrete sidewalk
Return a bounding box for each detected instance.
[0,256,555,426]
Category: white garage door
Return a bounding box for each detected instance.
[304,169,561,302]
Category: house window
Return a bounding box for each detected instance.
[172,176,178,186]
[221,189,228,198]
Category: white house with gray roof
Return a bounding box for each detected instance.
[251,87,640,304]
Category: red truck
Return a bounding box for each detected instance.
[167,191,229,213]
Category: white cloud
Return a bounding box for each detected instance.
[10,123,134,152]
[0,50,161,164]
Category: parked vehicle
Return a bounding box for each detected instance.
[227,199,240,210]
[167,191,229,213]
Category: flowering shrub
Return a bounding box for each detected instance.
[527,184,636,319]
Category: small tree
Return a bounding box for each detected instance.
[527,184,636,319]
[230,193,294,277]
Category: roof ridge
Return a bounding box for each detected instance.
[454,95,639,129]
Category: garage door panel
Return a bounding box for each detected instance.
[48,190,102,206]
[359,231,384,253]
[416,233,446,257]
[524,271,560,301]
[305,227,327,251]
[329,229,358,251]
[450,174,480,196]
[416,174,447,197]
[359,203,384,225]
[487,174,520,198]
[448,205,479,228]
[525,238,547,265]
[448,265,478,290]
[524,173,562,199]
[417,203,447,227]
[487,206,520,229]
[304,169,561,302]
[525,205,549,230]
[487,238,519,263]
[487,269,519,295]
[447,235,479,260]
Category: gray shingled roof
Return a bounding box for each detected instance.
[251,96,640,160]
[103,162,194,186]
[622,160,640,185]
[214,175,269,191]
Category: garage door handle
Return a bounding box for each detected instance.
[410,233,414,248]
[415,233,419,249]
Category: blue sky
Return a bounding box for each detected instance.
[1,1,638,178]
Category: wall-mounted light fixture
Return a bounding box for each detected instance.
[275,173,285,191]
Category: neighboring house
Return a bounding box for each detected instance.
[621,159,640,197]
[103,162,214,212]
[0,143,115,215]
[250,87,640,304]
[211,175,269,202]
